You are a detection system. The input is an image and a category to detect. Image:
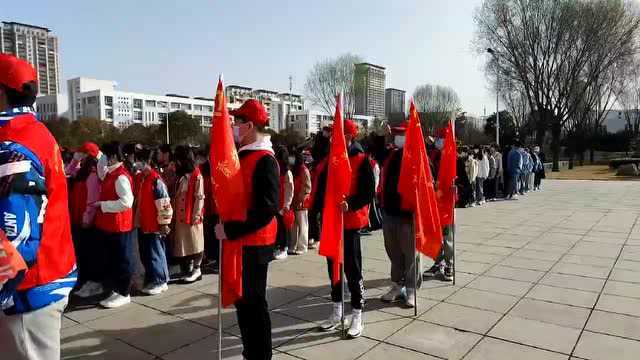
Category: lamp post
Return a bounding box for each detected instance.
[487,48,500,146]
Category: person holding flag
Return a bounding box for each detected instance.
[319,103,375,338]
[214,96,279,359]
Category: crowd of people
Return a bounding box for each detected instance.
[0,53,549,360]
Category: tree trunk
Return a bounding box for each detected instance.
[551,121,561,172]
[579,151,585,166]
[568,152,574,169]
[589,148,595,164]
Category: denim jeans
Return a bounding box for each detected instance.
[102,230,135,296]
[138,231,170,286]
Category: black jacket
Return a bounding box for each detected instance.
[380,148,412,217]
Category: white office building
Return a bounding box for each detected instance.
[288,109,333,137]
[35,94,69,121]
[226,85,304,133]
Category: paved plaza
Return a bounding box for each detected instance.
[61,180,640,359]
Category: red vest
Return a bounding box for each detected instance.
[94,165,134,233]
[294,165,309,210]
[0,114,76,290]
[69,179,88,226]
[306,158,327,209]
[344,153,371,230]
[137,169,162,234]
[238,150,277,246]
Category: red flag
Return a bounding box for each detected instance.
[398,100,443,259]
[318,93,352,284]
[210,75,247,308]
[0,230,26,284]
[437,120,457,226]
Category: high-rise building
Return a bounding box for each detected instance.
[354,63,386,121]
[385,88,406,122]
[0,22,60,95]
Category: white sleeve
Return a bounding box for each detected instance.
[100,175,134,213]
[283,170,294,209]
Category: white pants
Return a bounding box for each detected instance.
[289,210,309,253]
[0,298,68,360]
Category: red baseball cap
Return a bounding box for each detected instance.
[229,99,269,126]
[0,54,37,92]
[391,121,408,135]
[344,119,358,137]
[78,142,100,158]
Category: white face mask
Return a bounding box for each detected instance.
[394,135,406,148]
[435,139,444,150]
[288,156,295,166]
[232,125,241,143]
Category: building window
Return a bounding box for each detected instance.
[183,103,192,110]
[194,105,202,111]
[133,99,143,109]
[134,111,143,121]
[171,103,180,109]
[204,105,213,112]
[145,100,156,107]
[158,113,168,122]
[104,96,113,106]
[106,109,113,119]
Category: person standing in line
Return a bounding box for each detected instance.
[465,148,479,207]
[526,148,536,191]
[320,119,375,338]
[475,147,489,206]
[485,146,497,202]
[199,154,219,273]
[379,121,420,307]
[215,99,280,359]
[172,146,205,284]
[134,148,173,295]
[274,146,294,260]
[491,145,503,198]
[506,141,524,199]
[290,151,312,254]
[308,129,331,249]
[0,54,77,360]
[533,146,546,190]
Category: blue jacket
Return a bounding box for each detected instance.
[507,148,523,176]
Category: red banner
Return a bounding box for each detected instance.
[437,120,457,226]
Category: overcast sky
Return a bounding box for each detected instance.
[7,0,495,116]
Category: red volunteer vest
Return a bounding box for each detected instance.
[294,165,309,210]
[94,165,134,233]
[69,179,88,226]
[0,114,75,290]
[306,158,327,209]
[344,152,371,230]
[238,150,277,246]
[138,169,162,233]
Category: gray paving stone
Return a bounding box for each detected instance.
[574,331,640,360]
[509,298,590,329]
[561,254,617,268]
[446,288,520,313]
[419,302,502,334]
[467,275,533,297]
[61,324,156,360]
[527,284,599,308]
[610,268,640,283]
[287,334,378,360]
[463,337,569,360]
[551,262,611,279]
[500,256,556,271]
[540,273,605,293]
[489,315,582,354]
[485,265,546,282]
[359,343,440,360]
[586,310,640,341]
[386,321,482,360]
[603,280,640,299]
[596,293,640,317]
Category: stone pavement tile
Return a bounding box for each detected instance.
[83,305,214,356]
[488,315,581,354]
[272,295,333,324]
[537,232,584,243]
[418,284,461,301]
[463,244,516,256]
[62,324,156,360]
[161,333,244,360]
[615,260,640,272]
[362,317,413,341]
[285,333,378,360]
[228,312,315,347]
[500,256,556,271]
[509,298,590,329]
[273,351,302,360]
[582,235,627,245]
[446,288,520,314]
[548,228,590,236]
[596,294,640,317]
[376,298,438,317]
[561,254,617,268]
[527,284,599,308]
[609,268,640,284]
[540,273,605,293]
[463,337,569,360]
[485,265,546,283]
[359,343,440,360]
[511,248,564,262]
[456,261,493,275]
[486,238,530,249]
[551,262,611,279]
[569,242,623,259]
[419,302,502,334]
[524,243,573,253]
[467,275,533,297]
[620,245,640,261]
[143,289,234,329]
[386,320,482,360]
[457,251,506,264]
[65,302,150,324]
[62,315,78,329]
[603,280,640,299]
[574,331,640,360]
[586,310,640,341]
[132,284,192,305]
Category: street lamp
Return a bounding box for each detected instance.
[487,48,500,146]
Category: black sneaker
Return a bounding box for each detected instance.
[423,263,441,278]
[441,266,453,282]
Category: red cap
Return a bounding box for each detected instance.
[0,54,37,92]
[344,119,358,137]
[229,99,269,126]
[78,142,100,158]
[391,121,408,134]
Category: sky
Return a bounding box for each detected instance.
[6,0,494,116]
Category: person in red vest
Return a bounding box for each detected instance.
[68,142,106,299]
[0,54,77,360]
[274,145,294,260]
[93,142,135,308]
[134,147,173,295]
[290,151,312,254]
[215,99,279,359]
[320,119,375,338]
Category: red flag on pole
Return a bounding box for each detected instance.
[318,93,352,284]
[437,119,457,226]
[398,100,443,259]
[210,75,247,307]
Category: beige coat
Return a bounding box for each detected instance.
[172,172,205,257]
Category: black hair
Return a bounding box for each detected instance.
[74,157,97,182]
[102,142,124,162]
[174,145,196,176]
[159,144,172,154]
[135,147,155,165]
[275,145,290,175]
[1,82,37,107]
[292,151,306,177]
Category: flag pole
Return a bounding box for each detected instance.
[452,186,457,286]
[218,236,223,360]
[414,236,418,317]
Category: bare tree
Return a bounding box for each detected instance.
[412,84,461,131]
[617,56,640,136]
[474,0,640,171]
[304,53,363,117]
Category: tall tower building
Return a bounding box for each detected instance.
[0,22,60,95]
[354,63,386,121]
[385,88,406,122]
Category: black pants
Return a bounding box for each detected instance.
[203,215,219,262]
[102,230,134,296]
[326,230,365,310]
[275,214,289,251]
[235,248,272,360]
[534,171,543,188]
[72,225,105,285]
[484,178,496,199]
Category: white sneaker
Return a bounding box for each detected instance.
[183,268,202,283]
[404,288,416,308]
[381,283,405,303]
[308,240,317,249]
[141,283,168,295]
[320,302,346,332]
[99,292,131,308]
[274,250,288,260]
[75,281,104,298]
[294,250,306,255]
[347,309,363,338]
